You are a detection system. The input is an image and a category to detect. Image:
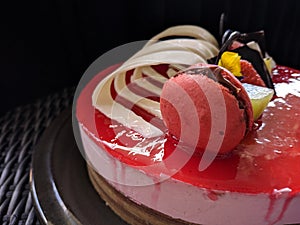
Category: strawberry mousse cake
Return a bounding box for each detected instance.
[75,25,300,225]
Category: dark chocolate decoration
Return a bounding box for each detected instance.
[213,67,241,97]
[213,29,275,91]
[221,29,234,46]
[222,30,267,57]
[219,13,227,38]
[215,31,241,63]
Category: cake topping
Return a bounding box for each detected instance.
[242,83,274,121]
[218,51,242,77]
[216,31,276,121]
[91,25,277,156]
[160,64,253,155]
[240,59,266,87]
[157,27,280,155]
[92,25,219,138]
[217,51,267,88]
[215,30,275,90]
[179,65,241,98]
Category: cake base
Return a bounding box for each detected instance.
[87,165,197,225]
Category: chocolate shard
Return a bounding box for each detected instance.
[212,29,275,90]
[222,30,267,57]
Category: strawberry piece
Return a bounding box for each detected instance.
[240,60,266,87]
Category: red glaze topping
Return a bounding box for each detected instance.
[76,64,300,194]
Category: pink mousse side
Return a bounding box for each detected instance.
[80,126,300,225]
[160,74,246,154]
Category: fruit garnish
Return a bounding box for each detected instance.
[242,83,274,121]
[264,56,276,74]
[218,51,242,77]
[240,60,266,87]
[217,52,266,87]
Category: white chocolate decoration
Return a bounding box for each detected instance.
[92,25,219,138]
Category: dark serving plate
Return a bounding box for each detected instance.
[30,108,128,225]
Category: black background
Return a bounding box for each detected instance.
[1,0,300,116]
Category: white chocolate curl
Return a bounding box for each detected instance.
[92,25,219,138]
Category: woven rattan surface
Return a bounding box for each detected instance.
[0,88,74,225]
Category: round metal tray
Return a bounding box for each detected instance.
[30,108,127,225]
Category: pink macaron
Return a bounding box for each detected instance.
[160,63,253,155]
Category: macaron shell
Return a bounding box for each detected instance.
[160,69,248,154]
[192,63,254,132]
[160,75,211,152]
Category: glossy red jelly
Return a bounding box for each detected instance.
[77,64,300,195]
